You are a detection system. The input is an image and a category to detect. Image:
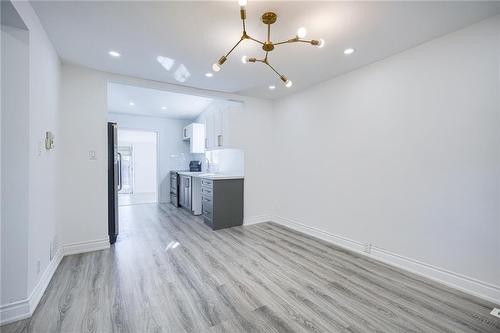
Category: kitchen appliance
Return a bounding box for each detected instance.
[179,175,192,210]
[170,171,179,207]
[107,122,119,244]
[189,160,201,172]
[170,161,201,209]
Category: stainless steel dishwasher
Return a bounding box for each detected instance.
[179,175,192,211]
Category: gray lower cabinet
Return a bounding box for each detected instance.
[201,178,243,230]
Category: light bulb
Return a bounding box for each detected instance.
[241,55,248,64]
[285,80,293,88]
[238,0,247,6]
[268,85,276,90]
[205,72,213,77]
[318,39,326,48]
[297,27,307,39]
[212,63,221,72]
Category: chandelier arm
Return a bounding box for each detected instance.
[273,38,299,46]
[267,24,271,42]
[274,38,316,47]
[264,61,284,78]
[246,35,264,45]
[224,38,244,58]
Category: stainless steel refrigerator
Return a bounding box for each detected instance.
[107,122,120,244]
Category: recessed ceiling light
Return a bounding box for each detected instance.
[344,48,355,55]
[205,72,213,77]
[129,102,135,106]
[108,51,121,57]
[268,85,276,90]
[161,106,167,110]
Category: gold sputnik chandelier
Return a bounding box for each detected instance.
[212,0,325,88]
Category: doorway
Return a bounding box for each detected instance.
[117,129,158,206]
[117,146,133,194]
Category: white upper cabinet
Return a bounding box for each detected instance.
[196,101,241,151]
[182,123,205,153]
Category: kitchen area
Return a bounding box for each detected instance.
[170,100,245,230]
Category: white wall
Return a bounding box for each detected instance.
[60,64,275,250]
[1,23,30,306]
[130,142,156,193]
[272,16,500,301]
[111,114,191,201]
[1,0,61,323]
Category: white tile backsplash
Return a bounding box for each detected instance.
[206,149,244,175]
[169,152,191,170]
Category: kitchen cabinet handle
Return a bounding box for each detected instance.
[218,135,223,147]
[205,138,208,149]
[117,152,122,191]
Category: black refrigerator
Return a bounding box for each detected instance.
[107,122,119,244]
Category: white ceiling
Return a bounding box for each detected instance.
[108,83,213,119]
[32,1,500,99]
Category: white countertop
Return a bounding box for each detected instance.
[177,171,244,180]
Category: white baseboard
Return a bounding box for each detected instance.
[254,215,500,305]
[63,238,110,256]
[0,248,63,326]
[0,299,30,326]
[244,215,273,226]
[28,248,63,315]
[1,238,110,326]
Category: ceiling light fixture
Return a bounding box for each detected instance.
[108,51,121,57]
[344,48,355,55]
[129,102,135,106]
[212,1,324,87]
[268,85,276,90]
[161,106,167,110]
[205,72,213,77]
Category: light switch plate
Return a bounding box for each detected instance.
[89,150,97,160]
[491,308,500,318]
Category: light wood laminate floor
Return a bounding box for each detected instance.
[2,203,499,333]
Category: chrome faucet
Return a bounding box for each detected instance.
[199,157,210,172]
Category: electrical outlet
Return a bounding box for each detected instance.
[363,242,372,254]
[491,308,500,318]
[36,260,41,274]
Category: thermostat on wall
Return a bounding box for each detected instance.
[45,131,55,150]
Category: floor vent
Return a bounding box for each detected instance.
[491,308,500,319]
